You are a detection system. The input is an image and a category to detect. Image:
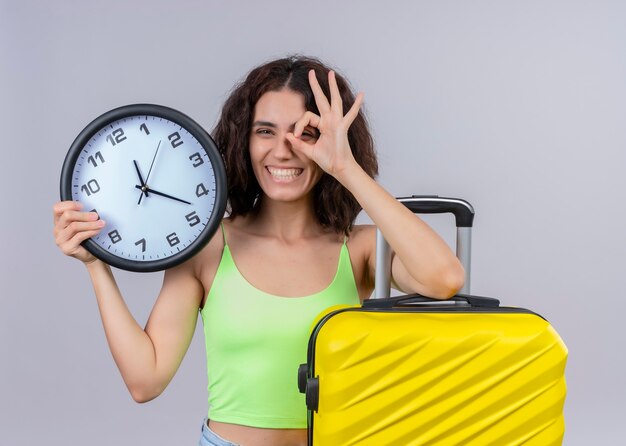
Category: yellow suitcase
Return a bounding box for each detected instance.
[299,197,567,445]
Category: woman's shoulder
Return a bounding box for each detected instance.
[184,218,228,274]
[346,224,376,257]
[220,215,258,244]
[348,224,376,241]
[183,218,231,309]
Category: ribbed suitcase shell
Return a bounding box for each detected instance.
[306,305,567,445]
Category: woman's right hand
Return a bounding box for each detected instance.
[53,200,106,264]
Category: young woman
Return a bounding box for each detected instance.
[53,56,464,446]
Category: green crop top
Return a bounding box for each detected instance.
[200,227,360,428]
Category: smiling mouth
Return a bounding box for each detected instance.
[266,166,304,181]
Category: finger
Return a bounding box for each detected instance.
[328,71,343,116]
[52,210,98,238]
[53,201,83,224]
[56,219,105,245]
[286,133,314,160]
[343,92,364,127]
[294,111,321,138]
[308,70,331,114]
[68,228,102,247]
[56,209,100,231]
[59,229,103,257]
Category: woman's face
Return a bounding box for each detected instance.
[249,88,322,204]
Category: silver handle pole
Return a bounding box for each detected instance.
[374,228,392,299]
[456,227,472,295]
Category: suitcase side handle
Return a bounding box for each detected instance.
[375,196,475,298]
[362,293,500,309]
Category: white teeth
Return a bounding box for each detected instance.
[267,167,303,179]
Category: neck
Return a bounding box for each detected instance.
[249,195,323,241]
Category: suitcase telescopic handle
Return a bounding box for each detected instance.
[375,196,475,299]
[398,195,475,228]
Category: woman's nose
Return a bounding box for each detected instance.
[273,134,294,159]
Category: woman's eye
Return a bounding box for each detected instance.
[256,129,272,135]
[301,131,317,140]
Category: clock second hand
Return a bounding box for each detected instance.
[138,140,161,205]
[134,185,192,205]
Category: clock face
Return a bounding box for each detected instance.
[60,104,227,272]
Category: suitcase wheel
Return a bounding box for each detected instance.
[305,377,319,412]
[297,363,309,394]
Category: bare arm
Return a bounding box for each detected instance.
[287,70,464,299]
[338,171,464,298]
[86,260,203,402]
[54,201,204,402]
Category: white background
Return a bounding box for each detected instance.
[1,0,624,444]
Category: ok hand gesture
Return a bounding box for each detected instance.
[286,70,364,179]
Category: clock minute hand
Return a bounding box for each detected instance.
[134,185,192,205]
[133,160,149,203]
[133,160,147,187]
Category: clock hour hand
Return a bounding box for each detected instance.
[134,185,192,205]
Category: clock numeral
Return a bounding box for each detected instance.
[166,232,180,247]
[108,230,122,244]
[196,183,209,197]
[185,211,201,227]
[140,123,150,135]
[135,238,146,252]
[189,152,204,167]
[168,132,183,148]
[87,151,105,167]
[80,179,101,196]
[106,128,127,146]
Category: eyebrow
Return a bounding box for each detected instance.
[252,120,278,128]
[252,121,319,135]
[252,120,297,132]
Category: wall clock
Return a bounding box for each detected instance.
[60,104,227,272]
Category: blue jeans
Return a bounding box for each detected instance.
[198,418,240,446]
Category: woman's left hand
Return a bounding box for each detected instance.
[286,70,364,178]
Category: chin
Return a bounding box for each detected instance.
[262,188,314,204]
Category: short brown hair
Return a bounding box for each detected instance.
[212,55,378,234]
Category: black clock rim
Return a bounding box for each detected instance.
[60,103,227,273]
